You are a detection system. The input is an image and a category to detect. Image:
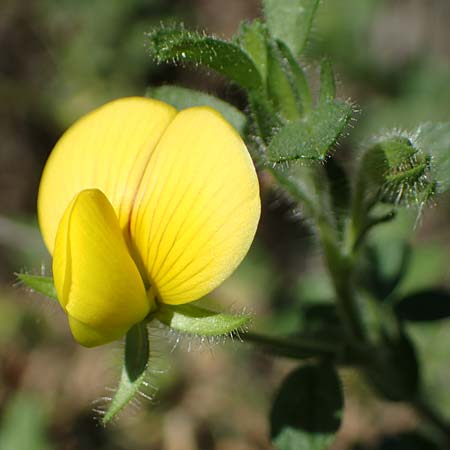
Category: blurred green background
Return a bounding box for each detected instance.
[1,0,450,449]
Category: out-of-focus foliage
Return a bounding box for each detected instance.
[0,392,53,450]
[3,0,450,449]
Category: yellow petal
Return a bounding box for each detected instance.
[130,107,260,305]
[53,189,152,346]
[38,97,177,253]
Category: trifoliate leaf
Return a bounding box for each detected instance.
[155,303,251,337]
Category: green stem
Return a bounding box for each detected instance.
[243,332,339,360]
[317,218,366,342]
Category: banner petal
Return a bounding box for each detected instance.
[38,97,177,253]
[130,107,260,304]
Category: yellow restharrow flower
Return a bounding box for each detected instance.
[38,97,260,347]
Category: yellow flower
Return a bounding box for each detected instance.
[37,97,260,347]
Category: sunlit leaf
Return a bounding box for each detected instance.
[266,39,302,121]
[146,24,263,90]
[267,101,353,163]
[235,20,268,83]
[276,40,312,114]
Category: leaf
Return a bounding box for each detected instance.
[395,289,450,322]
[367,333,419,402]
[270,363,343,450]
[263,0,320,58]
[248,92,282,145]
[276,40,312,114]
[155,303,251,336]
[319,59,336,104]
[267,101,353,163]
[16,274,57,300]
[358,240,412,301]
[301,303,343,340]
[416,122,450,193]
[102,322,149,424]
[146,24,263,90]
[147,85,247,135]
[266,39,302,121]
[235,20,268,83]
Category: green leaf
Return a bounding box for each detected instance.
[267,101,353,163]
[416,122,450,193]
[146,24,263,91]
[248,92,282,145]
[155,303,251,336]
[367,333,419,402]
[102,322,149,424]
[276,40,312,114]
[359,240,411,301]
[266,39,302,121]
[396,289,450,322]
[263,0,320,58]
[146,85,247,135]
[319,59,336,104]
[235,20,268,84]
[270,363,343,450]
[16,274,57,300]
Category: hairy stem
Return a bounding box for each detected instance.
[243,331,340,359]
